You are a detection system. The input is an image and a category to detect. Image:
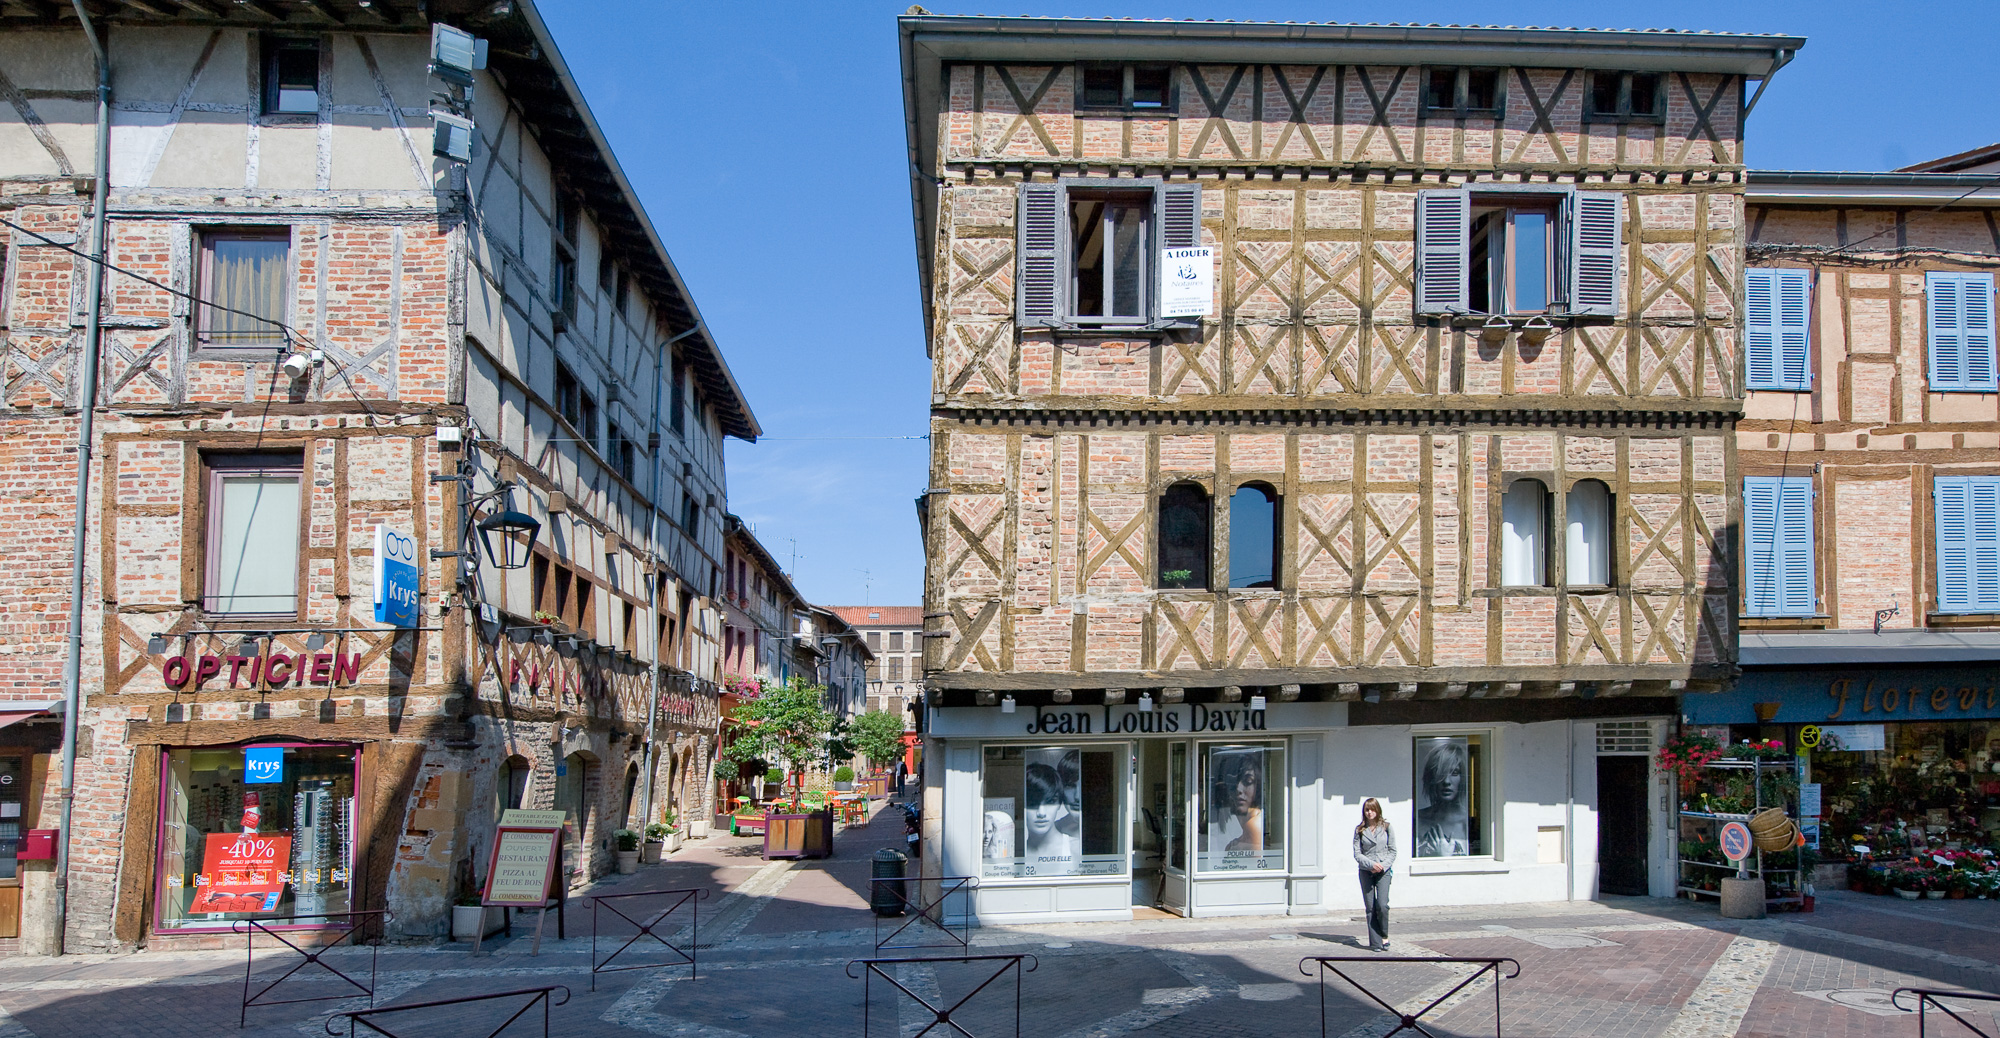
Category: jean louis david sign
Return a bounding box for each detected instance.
[932,699,1342,738]
[373,524,421,627]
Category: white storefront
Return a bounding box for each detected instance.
[931,703,1676,925]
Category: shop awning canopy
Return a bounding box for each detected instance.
[1742,630,2000,667]
[0,701,61,730]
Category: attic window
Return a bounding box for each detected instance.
[1076,64,1173,112]
[1422,67,1503,118]
[1585,71,1664,123]
[262,38,319,116]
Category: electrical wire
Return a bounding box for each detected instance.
[1823,169,2000,258]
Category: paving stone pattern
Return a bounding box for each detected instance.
[1,806,1997,1037]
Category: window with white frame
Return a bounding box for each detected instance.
[1926,272,1997,392]
[1197,742,1286,872]
[203,453,303,615]
[1500,479,1549,587]
[1744,476,1816,617]
[1934,476,2000,614]
[1416,188,1621,318]
[980,745,1125,878]
[1017,179,1202,330]
[1414,733,1490,858]
[197,229,290,348]
[1746,268,1811,390]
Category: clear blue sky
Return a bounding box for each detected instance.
[538,0,1996,608]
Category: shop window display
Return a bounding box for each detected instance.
[1801,723,2000,862]
[1414,735,1489,857]
[981,746,1123,878]
[1198,743,1285,872]
[157,744,355,931]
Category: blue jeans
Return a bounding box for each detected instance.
[1359,868,1391,948]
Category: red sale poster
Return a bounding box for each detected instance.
[189,832,292,914]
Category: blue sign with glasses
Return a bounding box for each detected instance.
[374,524,421,627]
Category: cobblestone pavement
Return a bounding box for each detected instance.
[2,806,1997,1038]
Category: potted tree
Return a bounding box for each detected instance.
[764,767,785,801]
[614,829,641,874]
[719,678,839,860]
[849,709,909,794]
[833,765,856,792]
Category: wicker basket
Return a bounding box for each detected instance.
[1748,807,1796,853]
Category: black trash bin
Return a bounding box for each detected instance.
[871,847,908,916]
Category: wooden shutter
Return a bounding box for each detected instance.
[1745,268,1810,390]
[1565,191,1622,317]
[1935,476,2000,613]
[1969,275,1999,389]
[1928,272,1966,389]
[1414,189,1469,315]
[1156,182,1204,329]
[1744,476,1814,616]
[1016,183,1065,328]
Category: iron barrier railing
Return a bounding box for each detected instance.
[1299,955,1522,1038]
[326,985,569,1038]
[873,876,979,952]
[1894,987,2000,1038]
[235,910,385,1027]
[847,953,1037,1038]
[587,886,708,990]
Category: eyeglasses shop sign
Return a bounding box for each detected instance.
[1158,247,1213,318]
[373,524,420,628]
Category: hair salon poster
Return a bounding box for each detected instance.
[1205,746,1277,870]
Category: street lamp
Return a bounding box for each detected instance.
[476,505,541,570]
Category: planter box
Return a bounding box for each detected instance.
[688,819,711,839]
[732,813,767,837]
[451,905,506,941]
[764,810,833,860]
[713,812,734,832]
[616,850,640,874]
[834,781,854,792]
[665,831,683,853]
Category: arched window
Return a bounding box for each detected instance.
[1501,479,1549,587]
[1565,479,1613,586]
[1158,482,1211,590]
[1228,483,1281,589]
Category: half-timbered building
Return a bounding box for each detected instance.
[901,14,1800,920]
[1682,158,2000,866]
[0,0,749,951]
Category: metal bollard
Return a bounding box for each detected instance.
[871,848,908,916]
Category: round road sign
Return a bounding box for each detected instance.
[1720,821,1753,862]
[1799,725,1822,750]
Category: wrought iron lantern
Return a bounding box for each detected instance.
[475,506,540,570]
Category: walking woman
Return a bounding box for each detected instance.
[1354,797,1395,951]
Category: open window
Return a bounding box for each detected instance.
[1564,479,1612,586]
[1228,482,1280,589]
[261,37,320,116]
[1500,479,1549,588]
[1416,189,1621,318]
[1018,180,1201,331]
[1158,481,1211,590]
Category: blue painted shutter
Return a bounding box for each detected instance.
[1564,191,1623,317]
[1414,190,1469,315]
[1929,272,1999,391]
[1747,268,1811,391]
[1017,183,1065,328]
[1744,477,1815,616]
[1155,183,1204,330]
[1936,476,2000,613]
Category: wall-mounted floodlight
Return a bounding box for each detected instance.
[432,111,474,162]
[429,24,488,86]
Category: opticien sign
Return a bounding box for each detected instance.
[158,652,362,690]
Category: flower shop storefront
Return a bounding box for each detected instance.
[1683,662,2000,901]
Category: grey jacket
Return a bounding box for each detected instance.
[1354,823,1396,871]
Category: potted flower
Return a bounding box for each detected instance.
[647,819,681,857]
[614,829,641,874]
[833,765,856,793]
[641,821,667,863]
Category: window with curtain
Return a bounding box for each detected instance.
[204,453,303,615]
[1500,479,1549,587]
[1744,476,1816,617]
[1565,479,1612,586]
[1228,483,1280,589]
[1158,482,1211,590]
[199,230,290,347]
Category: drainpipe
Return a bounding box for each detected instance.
[56,0,111,957]
[637,322,703,831]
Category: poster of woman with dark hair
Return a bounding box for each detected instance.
[1205,747,1265,870]
[1415,737,1472,857]
[1022,748,1080,875]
